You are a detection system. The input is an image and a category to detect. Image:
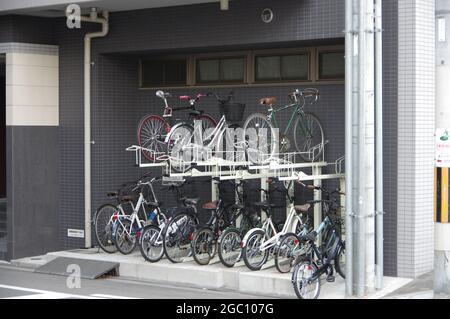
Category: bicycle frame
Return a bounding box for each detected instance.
[259,205,304,252]
[268,102,312,139]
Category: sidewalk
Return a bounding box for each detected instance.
[10,248,411,299]
[384,271,450,299]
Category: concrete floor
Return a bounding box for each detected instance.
[10,248,413,299]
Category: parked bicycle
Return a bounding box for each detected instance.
[137,90,217,162]
[166,92,245,172]
[217,180,269,268]
[241,179,311,271]
[243,88,324,164]
[291,185,346,299]
[192,179,260,266]
[93,183,135,254]
[113,174,167,255]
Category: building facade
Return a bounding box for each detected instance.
[0,0,436,279]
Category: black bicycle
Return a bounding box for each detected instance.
[192,179,260,266]
[161,179,206,263]
[291,185,346,299]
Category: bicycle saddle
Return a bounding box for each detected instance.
[252,201,278,210]
[231,203,245,210]
[183,197,199,206]
[259,97,277,106]
[294,203,311,213]
[107,191,119,198]
[300,231,317,243]
[202,201,218,210]
[119,195,134,203]
[147,201,163,208]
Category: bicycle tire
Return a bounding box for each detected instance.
[334,242,346,279]
[293,112,324,162]
[218,227,242,268]
[139,224,164,262]
[292,259,321,299]
[166,123,194,173]
[94,204,122,253]
[242,229,269,271]
[114,218,138,255]
[163,213,197,263]
[137,114,171,162]
[192,227,216,265]
[243,113,277,165]
[275,232,300,273]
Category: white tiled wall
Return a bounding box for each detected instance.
[5,51,59,126]
[397,0,435,278]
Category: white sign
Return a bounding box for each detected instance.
[436,128,450,167]
[67,229,85,238]
[438,17,446,42]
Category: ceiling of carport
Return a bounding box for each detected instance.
[0,0,221,17]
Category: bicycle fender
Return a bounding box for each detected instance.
[164,121,192,143]
[241,227,265,247]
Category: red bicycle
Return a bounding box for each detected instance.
[137,91,217,162]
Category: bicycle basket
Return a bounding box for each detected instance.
[219,102,246,123]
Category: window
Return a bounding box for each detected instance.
[140,58,187,87]
[318,51,345,80]
[255,53,309,82]
[139,46,344,88]
[196,57,245,84]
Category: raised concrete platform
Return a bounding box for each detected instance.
[11,248,412,299]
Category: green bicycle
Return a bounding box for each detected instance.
[243,88,324,163]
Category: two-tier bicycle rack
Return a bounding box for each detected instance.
[126,145,346,238]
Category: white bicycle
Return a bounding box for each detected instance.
[114,175,167,255]
[241,180,311,271]
[166,93,278,172]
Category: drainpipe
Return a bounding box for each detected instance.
[357,0,367,297]
[80,8,109,248]
[344,0,354,297]
[374,0,384,290]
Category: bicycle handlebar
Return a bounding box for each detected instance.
[289,88,320,105]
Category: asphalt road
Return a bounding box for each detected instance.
[0,264,264,299]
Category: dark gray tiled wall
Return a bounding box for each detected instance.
[0,15,55,45]
[5,126,59,260]
[381,0,398,277]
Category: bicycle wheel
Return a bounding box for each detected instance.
[275,233,300,273]
[218,227,242,268]
[293,112,324,162]
[242,229,269,271]
[292,259,321,299]
[137,114,171,162]
[94,204,122,253]
[114,218,138,255]
[243,113,277,165]
[199,113,218,133]
[139,225,164,262]
[237,213,253,236]
[163,213,197,263]
[334,243,346,279]
[192,227,216,265]
[167,123,194,173]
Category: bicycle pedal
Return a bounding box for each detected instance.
[326,275,335,283]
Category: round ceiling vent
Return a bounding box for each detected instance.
[261,8,274,23]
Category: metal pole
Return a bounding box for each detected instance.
[434,0,450,296]
[375,0,384,290]
[357,0,366,297]
[344,0,354,296]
